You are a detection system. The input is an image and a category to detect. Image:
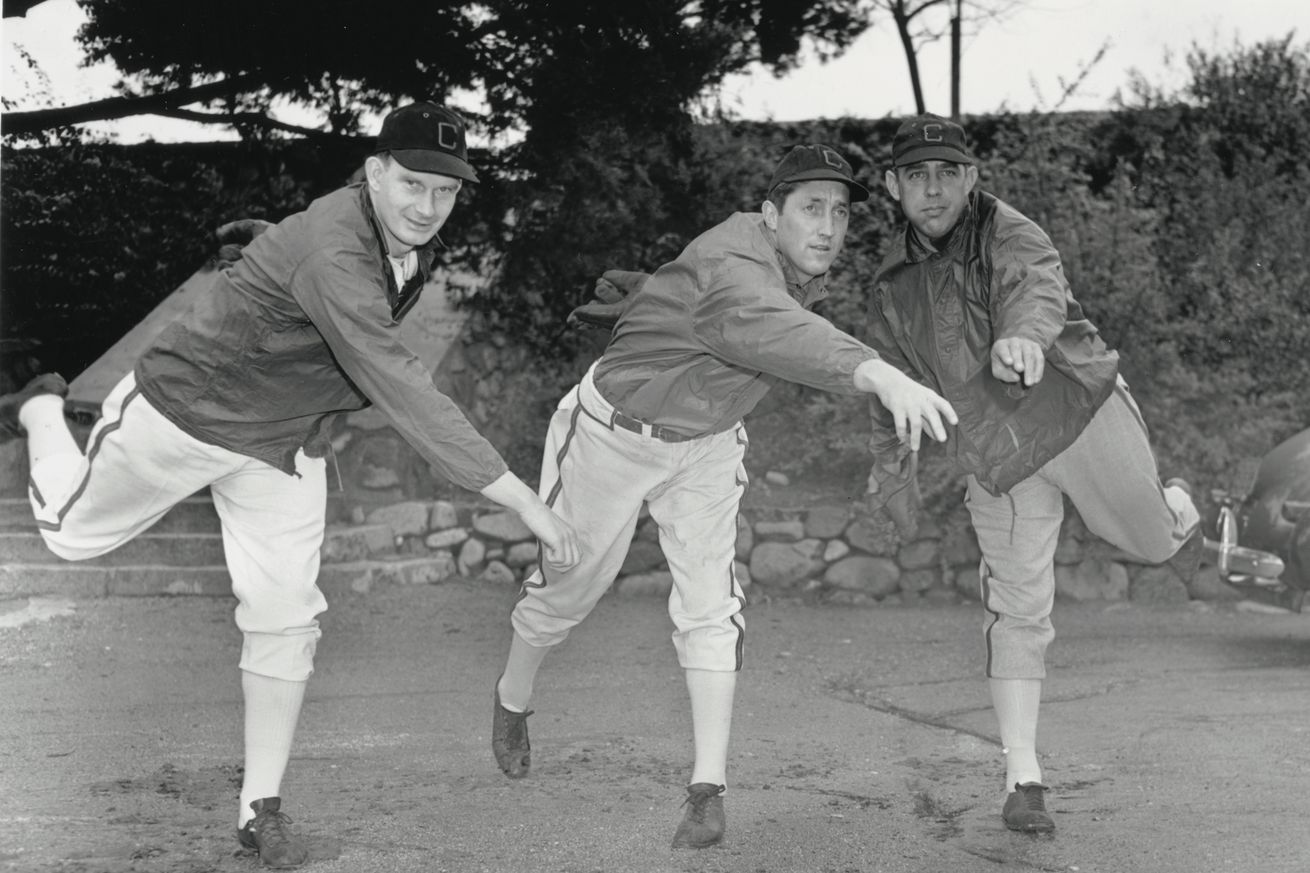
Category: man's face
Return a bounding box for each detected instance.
[885,160,978,240]
[764,180,851,283]
[365,155,462,254]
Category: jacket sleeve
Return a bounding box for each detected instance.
[863,290,920,503]
[289,251,509,492]
[691,260,877,396]
[988,215,1070,350]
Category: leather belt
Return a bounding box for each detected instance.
[608,410,694,443]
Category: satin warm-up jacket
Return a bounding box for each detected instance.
[593,211,879,437]
[135,183,509,491]
[866,190,1119,499]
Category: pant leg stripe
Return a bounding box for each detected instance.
[980,562,998,678]
[35,385,141,533]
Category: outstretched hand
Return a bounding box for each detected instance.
[854,359,957,452]
[518,503,581,571]
[991,336,1045,387]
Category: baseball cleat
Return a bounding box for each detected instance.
[671,782,726,848]
[1002,782,1055,832]
[492,679,533,779]
[236,796,309,868]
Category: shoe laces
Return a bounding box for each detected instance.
[1015,783,1048,812]
[681,784,725,820]
[250,807,296,844]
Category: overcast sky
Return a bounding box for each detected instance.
[2,0,1304,143]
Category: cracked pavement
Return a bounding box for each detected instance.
[2,583,1309,872]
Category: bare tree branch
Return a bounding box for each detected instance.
[2,73,281,138]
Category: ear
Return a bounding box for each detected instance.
[884,168,902,202]
[762,199,779,230]
[364,155,387,191]
[964,164,979,194]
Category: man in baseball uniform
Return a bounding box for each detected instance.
[866,114,1201,832]
[0,102,579,867]
[490,144,959,848]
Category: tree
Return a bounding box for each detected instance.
[872,0,1023,114]
[3,1,873,141]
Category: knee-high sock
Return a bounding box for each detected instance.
[239,671,307,826]
[989,677,1043,789]
[498,632,552,713]
[686,668,736,788]
[18,395,80,470]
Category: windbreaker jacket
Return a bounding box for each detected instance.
[866,190,1119,497]
[135,183,509,491]
[593,211,879,436]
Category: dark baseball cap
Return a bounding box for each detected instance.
[374,102,479,183]
[891,114,974,167]
[768,144,870,203]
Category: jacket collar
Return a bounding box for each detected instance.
[903,191,977,264]
[759,216,830,307]
[358,184,443,320]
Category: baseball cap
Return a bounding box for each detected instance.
[375,102,479,183]
[768,144,870,203]
[891,114,974,167]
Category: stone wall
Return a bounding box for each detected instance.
[334,491,1241,606]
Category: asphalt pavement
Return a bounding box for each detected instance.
[2,581,1309,873]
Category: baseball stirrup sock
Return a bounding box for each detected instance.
[239,672,307,826]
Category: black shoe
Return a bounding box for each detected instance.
[0,373,68,443]
[492,680,532,779]
[1002,782,1055,833]
[671,783,726,848]
[236,797,308,868]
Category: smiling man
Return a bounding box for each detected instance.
[0,102,579,868]
[489,144,957,849]
[865,114,1202,834]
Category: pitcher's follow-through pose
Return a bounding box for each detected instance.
[490,144,958,848]
[0,102,579,868]
[865,114,1202,832]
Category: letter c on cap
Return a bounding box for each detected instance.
[922,124,944,143]
[438,122,460,150]
[820,146,846,169]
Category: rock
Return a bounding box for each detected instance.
[621,539,666,575]
[823,555,900,597]
[616,570,674,597]
[424,527,470,550]
[365,500,432,537]
[823,539,850,562]
[805,505,851,539]
[1054,529,1084,564]
[735,516,754,560]
[458,536,487,574]
[1129,565,1191,604]
[734,560,752,590]
[373,553,457,586]
[897,539,940,570]
[921,587,961,605]
[754,519,805,542]
[764,471,791,486]
[898,567,939,593]
[505,542,541,568]
[473,511,534,543]
[636,517,661,542]
[322,524,395,563]
[479,560,517,586]
[749,539,827,589]
[953,565,981,600]
[428,500,460,530]
[1055,559,1130,601]
[940,524,981,566]
[844,516,900,556]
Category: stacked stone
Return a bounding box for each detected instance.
[328,494,1239,607]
